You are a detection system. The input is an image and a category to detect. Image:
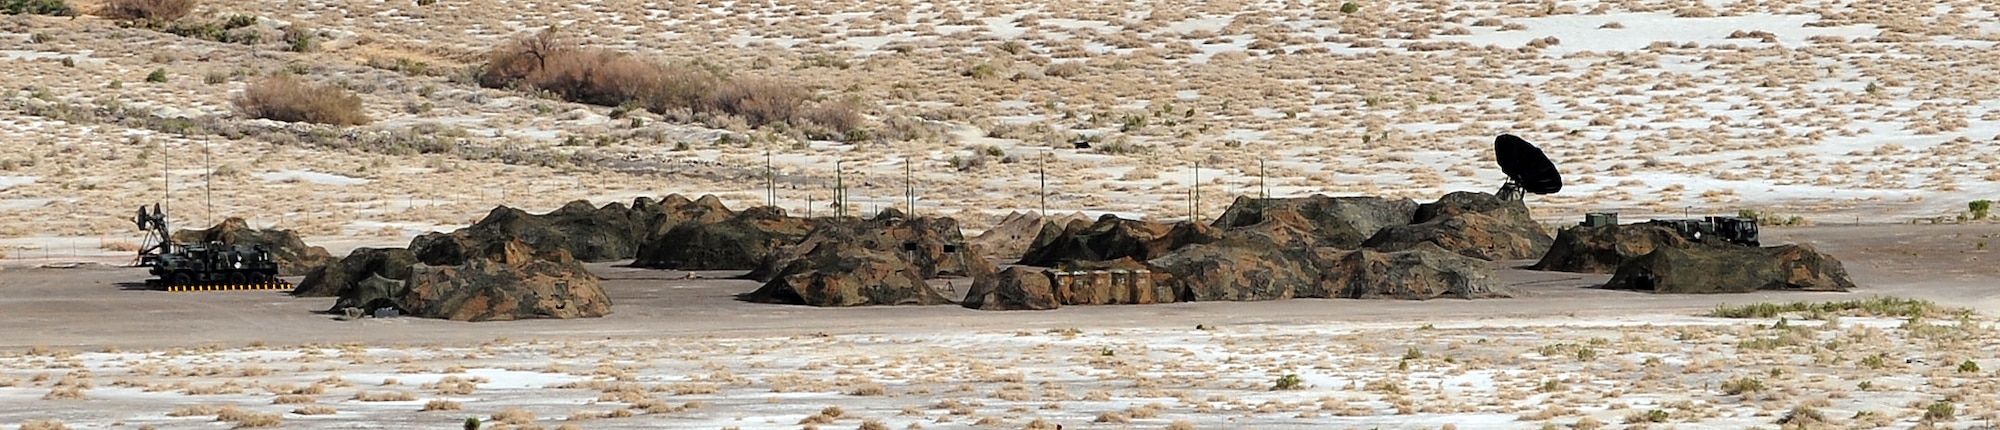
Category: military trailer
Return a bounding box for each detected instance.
[1647,216,1760,247]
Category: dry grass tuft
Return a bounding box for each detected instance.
[351,390,417,402]
[169,405,224,417]
[422,399,463,411]
[215,406,283,428]
[17,420,69,430]
[1095,412,1130,423]
[41,386,86,400]
[271,394,315,404]
[233,75,371,126]
[290,405,336,415]
[490,408,536,425]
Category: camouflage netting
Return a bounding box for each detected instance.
[293,247,416,297]
[1362,192,1553,261]
[746,213,994,282]
[1016,215,1221,267]
[1322,243,1512,300]
[1146,211,1330,302]
[971,211,1090,260]
[397,239,611,321]
[1529,224,1692,273]
[418,194,739,264]
[1052,257,1178,305]
[1209,195,1418,248]
[632,206,815,270]
[1602,244,1856,294]
[173,217,333,276]
[967,194,1525,310]
[740,238,951,307]
[961,267,1060,311]
[315,240,611,321]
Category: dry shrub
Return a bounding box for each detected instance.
[797,96,867,137]
[99,0,195,22]
[291,405,336,415]
[491,408,535,425]
[858,419,890,430]
[525,49,711,111]
[480,27,719,116]
[668,382,718,395]
[271,394,314,404]
[1043,62,1086,78]
[710,77,807,127]
[18,420,68,430]
[351,390,417,402]
[846,383,887,396]
[234,75,370,126]
[422,399,463,411]
[480,27,850,130]
[215,406,283,428]
[425,376,478,395]
[478,26,571,88]
[42,386,85,400]
[1163,420,1196,430]
[169,405,224,417]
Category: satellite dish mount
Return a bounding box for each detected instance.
[1492,134,1563,202]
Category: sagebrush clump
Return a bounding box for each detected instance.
[99,0,195,22]
[233,75,371,126]
[478,27,863,136]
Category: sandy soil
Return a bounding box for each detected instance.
[0,225,1995,429]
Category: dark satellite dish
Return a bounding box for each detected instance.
[1493,134,1562,200]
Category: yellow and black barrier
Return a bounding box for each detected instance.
[164,282,294,292]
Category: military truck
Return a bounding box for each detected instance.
[133,204,286,289]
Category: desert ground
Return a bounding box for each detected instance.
[3,0,2000,428]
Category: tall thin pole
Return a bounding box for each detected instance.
[161,138,168,227]
[203,138,212,227]
[1260,159,1268,199]
[1038,156,1046,218]
[905,149,914,216]
[765,144,774,208]
[1192,161,1201,221]
[834,157,844,217]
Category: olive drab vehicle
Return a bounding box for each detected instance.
[133,204,288,290]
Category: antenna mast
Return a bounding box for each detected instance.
[204,137,212,227]
[161,138,169,230]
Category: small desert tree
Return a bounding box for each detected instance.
[99,0,195,22]
[478,26,573,88]
[1971,200,1992,220]
[233,75,370,126]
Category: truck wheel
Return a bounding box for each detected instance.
[171,272,193,286]
[227,272,248,285]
